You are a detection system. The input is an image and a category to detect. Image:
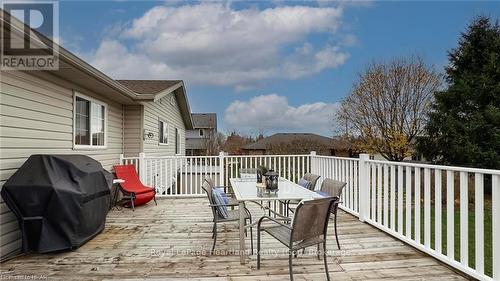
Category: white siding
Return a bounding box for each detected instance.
[0,70,125,261]
[142,92,186,157]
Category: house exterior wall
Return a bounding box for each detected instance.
[142,91,186,157]
[185,128,209,139]
[0,70,125,261]
[123,105,143,157]
[141,92,187,191]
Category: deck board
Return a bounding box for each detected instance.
[1,198,469,280]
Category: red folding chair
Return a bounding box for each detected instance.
[113,165,157,210]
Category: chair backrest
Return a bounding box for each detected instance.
[201,179,215,205]
[291,197,336,242]
[204,177,215,188]
[320,179,346,198]
[303,173,321,190]
[113,165,143,190]
[201,179,220,219]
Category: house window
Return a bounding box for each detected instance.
[159,120,169,145]
[74,94,106,148]
[175,128,181,155]
[199,129,204,137]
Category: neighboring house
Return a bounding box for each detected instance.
[241,133,355,157]
[0,14,193,261]
[222,132,254,155]
[185,113,217,156]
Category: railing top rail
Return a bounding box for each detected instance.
[312,155,360,161]
[224,154,311,158]
[143,155,220,159]
[366,159,500,175]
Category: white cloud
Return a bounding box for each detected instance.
[87,3,350,89]
[224,94,340,135]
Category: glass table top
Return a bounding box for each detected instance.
[230,177,323,201]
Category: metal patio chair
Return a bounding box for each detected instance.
[257,197,337,281]
[284,173,321,216]
[201,180,253,255]
[204,177,239,206]
[302,173,321,191]
[317,179,346,250]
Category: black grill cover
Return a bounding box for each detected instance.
[1,155,112,253]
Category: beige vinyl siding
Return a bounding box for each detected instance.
[123,105,143,157]
[142,92,186,157]
[0,70,125,261]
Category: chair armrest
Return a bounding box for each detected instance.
[258,215,292,230]
[209,203,239,207]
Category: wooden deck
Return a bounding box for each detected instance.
[1,198,469,280]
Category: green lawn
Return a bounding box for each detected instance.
[398,199,493,277]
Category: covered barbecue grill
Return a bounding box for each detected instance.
[1,155,112,253]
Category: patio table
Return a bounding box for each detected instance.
[230,177,324,264]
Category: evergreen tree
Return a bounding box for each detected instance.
[418,16,500,169]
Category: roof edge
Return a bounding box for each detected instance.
[176,82,194,130]
[0,11,140,102]
[153,82,183,102]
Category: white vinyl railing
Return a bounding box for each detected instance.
[222,154,310,187]
[120,152,499,281]
[120,154,223,196]
[311,155,360,216]
[120,153,310,197]
[353,155,499,281]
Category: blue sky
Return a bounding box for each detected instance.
[58,1,499,136]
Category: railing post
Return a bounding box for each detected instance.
[493,174,500,280]
[139,152,146,183]
[219,151,225,187]
[358,153,370,222]
[310,151,317,174]
[119,154,124,165]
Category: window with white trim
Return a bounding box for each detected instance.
[159,119,169,145]
[199,129,204,137]
[74,94,106,148]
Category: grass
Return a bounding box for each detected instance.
[392,198,493,277]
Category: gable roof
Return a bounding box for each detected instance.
[192,113,217,129]
[117,80,182,96]
[242,133,349,150]
[117,80,194,129]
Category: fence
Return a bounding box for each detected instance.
[120,152,499,281]
[354,155,500,281]
[120,153,310,196]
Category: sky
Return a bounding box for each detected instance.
[58,0,499,137]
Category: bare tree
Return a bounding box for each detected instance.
[337,57,442,161]
[203,131,226,156]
